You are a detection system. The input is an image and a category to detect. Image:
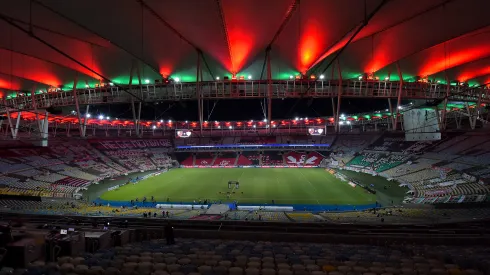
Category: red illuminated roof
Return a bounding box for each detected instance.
[1,0,490,98]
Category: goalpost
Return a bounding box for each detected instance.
[228,181,239,189]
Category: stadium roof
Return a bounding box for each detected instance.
[1,0,490,96]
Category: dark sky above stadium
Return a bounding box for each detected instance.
[75,98,399,122]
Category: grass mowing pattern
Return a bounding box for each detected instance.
[100,168,377,205]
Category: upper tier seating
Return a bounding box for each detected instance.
[331,134,378,153]
[242,152,260,165]
[213,152,237,166]
[261,152,284,166]
[195,153,214,166]
[284,151,325,166]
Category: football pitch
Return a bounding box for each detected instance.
[100,168,379,205]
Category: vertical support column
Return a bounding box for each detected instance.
[394,62,403,131]
[440,76,450,131]
[266,50,273,134]
[387,99,394,130]
[72,74,85,138]
[5,107,16,139]
[137,101,142,136]
[42,112,49,140]
[135,63,143,137]
[196,51,203,135]
[30,86,43,137]
[434,105,442,131]
[14,111,21,139]
[129,61,139,136]
[82,105,90,137]
[335,59,342,133]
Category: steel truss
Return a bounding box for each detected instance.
[4,80,489,110]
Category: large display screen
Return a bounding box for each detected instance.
[308,127,325,136]
[176,129,193,138]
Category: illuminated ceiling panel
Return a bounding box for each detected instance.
[0,0,489,89]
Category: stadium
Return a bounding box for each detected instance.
[1,0,490,273]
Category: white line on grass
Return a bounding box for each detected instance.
[298,169,320,204]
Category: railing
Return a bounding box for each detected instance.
[4,80,489,110]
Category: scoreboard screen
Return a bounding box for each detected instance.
[308,127,325,136]
[176,129,193,138]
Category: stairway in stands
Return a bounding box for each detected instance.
[210,154,219,166]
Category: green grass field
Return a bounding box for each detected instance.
[100,168,379,205]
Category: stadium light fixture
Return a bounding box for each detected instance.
[358,76,363,81]
[410,102,413,105]
[216,76,220,80]
[160,119,163,123]
[295,117,298,121]
[273,124,276,127]
[398,106,403,110]
[85,84,89,88]
[217,125,221,129]
[98,115,104,120]
[185,120,188,123]
[248,75,252,80]
[71,110,76,115]
[253,125,256,128]
[205,120,208,123]
[168,119,172,123]
[145,79,150,84]
[385,109,389,112]
[152,125,156,129]
[229,126,233,129]
[347,121,351,125]
[437,80,441,83]
[263,118,267,122]
[319,75,324,79]
[86,113,91,118]
[289,75,293,79]
[106,116,110,120]
[385,77,389,81]
[175,77,180,83]
[109,82,114,86]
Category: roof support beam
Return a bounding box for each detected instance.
[260,0,300,80]
[394,62,404,131]
[0,13,144,102]
[216,0,234,74]
[197,51,203,135]
[31,0,160,76]
[267,50,272,134]
[72,73,85,137]
[0,46,98,82]
[138,0,214,79]
[310,0,388,77]
[335,59,342,134]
